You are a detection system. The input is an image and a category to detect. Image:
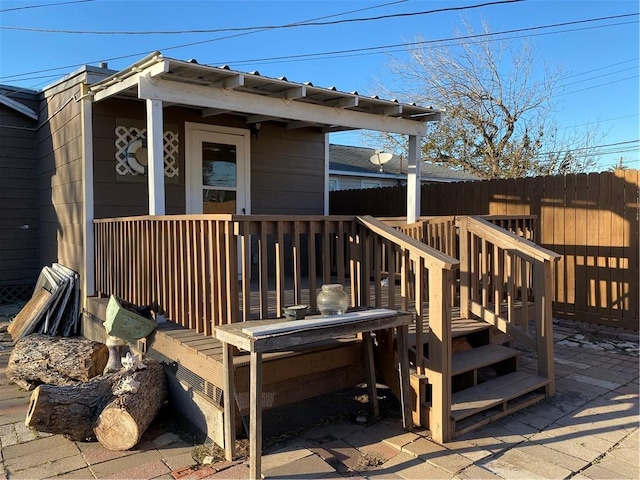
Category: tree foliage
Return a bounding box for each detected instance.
[372,22,599,179]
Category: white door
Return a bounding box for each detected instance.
[186,124,250,215]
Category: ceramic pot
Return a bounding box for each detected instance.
[317,284,349,316]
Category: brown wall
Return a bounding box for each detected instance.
[36,80,85,278]
[330,171,640,330]
[92,99,326,218]
[0,89,39,290]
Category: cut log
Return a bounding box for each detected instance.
[7,334,109,390]
[25,360,166,447]
[94,361,167,450]
[25,373,117,441]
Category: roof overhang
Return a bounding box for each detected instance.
[88,51,441,136]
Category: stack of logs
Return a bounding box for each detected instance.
[7,334,167,450]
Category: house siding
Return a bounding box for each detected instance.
[92,100,326,217]
[251,124,325,214]
[36,79,85,278]
[0,88,39,290]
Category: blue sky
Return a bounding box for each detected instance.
[1,0,638,171]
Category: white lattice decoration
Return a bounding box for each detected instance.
[115,126,179,177]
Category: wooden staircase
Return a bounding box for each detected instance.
[410,317,550,438]
[377,316,550,441]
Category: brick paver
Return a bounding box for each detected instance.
[0,311,638,480]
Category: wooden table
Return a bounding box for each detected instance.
[215,308,413,480]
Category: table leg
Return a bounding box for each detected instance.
[362,331,379,417]
[249,351,263,480]
[222,342,236,461]
[396,325,413,429]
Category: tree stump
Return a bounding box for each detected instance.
[7,334,108,390]
[25,373,117,441]
[94,361,167,450]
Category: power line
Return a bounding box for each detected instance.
[213,16,638,67]
[535,139,639,157]
[1,0,523,35]
[0,0,93,13]
[1,10,636,84]
[561,66,639,88]
[556,75,639,97]
[562,57,639,79]
[0,0,411,82]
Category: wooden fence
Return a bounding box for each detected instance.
[331,170,640,330]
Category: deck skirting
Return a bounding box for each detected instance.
[83,297,367,447]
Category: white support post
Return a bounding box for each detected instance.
[323,135,330,215]
[406,135,421,224]
[81,84,95,306]
[146,98,165,215]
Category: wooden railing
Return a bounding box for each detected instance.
[95,215,240,335]
[457,216,561,394]
[94,215,365,330]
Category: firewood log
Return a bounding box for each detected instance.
[7,334,108,390]
[25,373,117,441]
[25,360,166,448]
[94,361,167,450]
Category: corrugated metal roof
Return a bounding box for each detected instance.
[87,52,440,133]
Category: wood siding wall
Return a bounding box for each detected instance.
[93,101,326,218]
[330,171,640,330]
[36,80,85,278]
[0,89,39,289]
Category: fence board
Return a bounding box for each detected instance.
[330,171,640,329]
[624,169,639,321]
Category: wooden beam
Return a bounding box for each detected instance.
[93,61,168,102]
[202,108,232,117]
[81,84,95,304]
[138,77,429,136]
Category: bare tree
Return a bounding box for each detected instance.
[368,22,599,179]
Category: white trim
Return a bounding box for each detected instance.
[0,92,38,120]
[139,76,428,136]
[324,136,330,215]
[406,135,421,224]
[185,122,251,215]
[80,85,95,305]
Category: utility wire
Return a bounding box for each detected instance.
[1,0,523,35]
[534,139,639,157]
[214,16,638,67]
[555,75,639,97]
[0,0,410,82]
[0,0,93,13]
[2,12,636,84]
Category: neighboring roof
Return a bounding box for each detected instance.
[0,86,38,120]
[87,51,441,135]
[329,144,480,182]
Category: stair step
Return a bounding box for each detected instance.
[451,371,550,422]
[449,344,519,377]
[408,317,490,348]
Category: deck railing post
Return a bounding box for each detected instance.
[427,266,453,443]
[535,259,556,394]
[458,217,470,319]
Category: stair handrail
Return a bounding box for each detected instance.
[457,215,560,399]
[356,215,459,271]
[463,216,559,263]
[357,215,459,443]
